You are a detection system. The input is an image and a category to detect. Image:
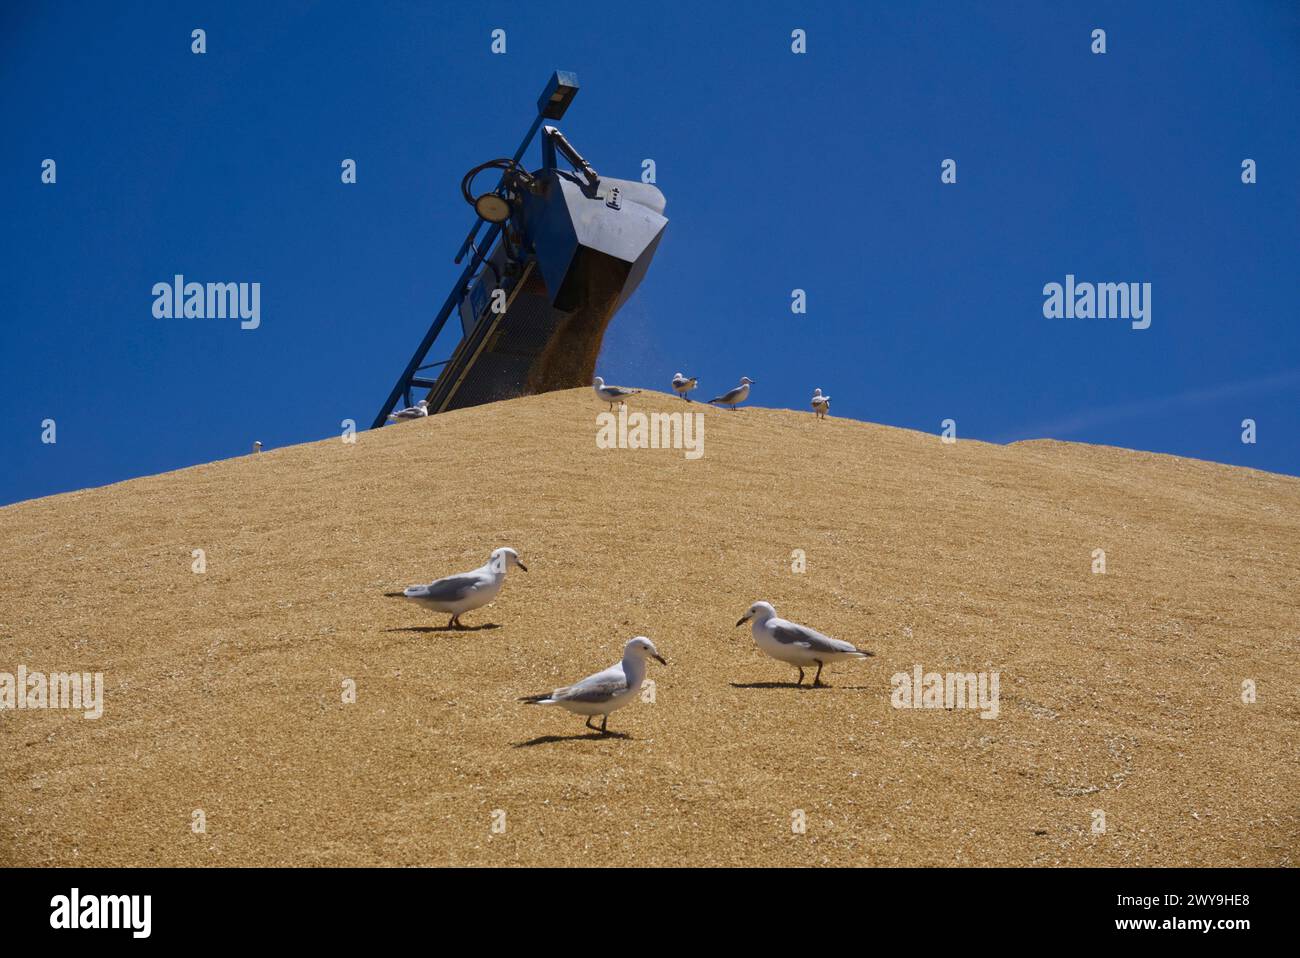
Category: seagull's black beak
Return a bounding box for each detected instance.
[736,615,749,627]
[653,653,667,666]
[516,561,528,572]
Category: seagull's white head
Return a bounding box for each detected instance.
[624,636,667,666]
[813,388,823,398]
[673,372,684,379]
[736,601,776,627]
[592,376,605,387]
[740,376,755,386]
[417,399,429,407]
[489,547,528,573]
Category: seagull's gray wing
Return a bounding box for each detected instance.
[405,573,483,602]
[770,621,857,654]
[552,670,630,704]
[708,387,743,404]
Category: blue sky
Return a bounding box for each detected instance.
[2,1,1298,506]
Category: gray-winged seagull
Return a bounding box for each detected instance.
[707,377,755,410]
[593,376,640,411]
[520,637,666,735]
[395,547,527,628]
[736,601,873,686]
[671,372,698,400]
[388,399,429,422]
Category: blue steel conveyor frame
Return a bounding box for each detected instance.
[369,71,580,429]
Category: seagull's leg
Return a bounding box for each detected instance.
[813,660,825,687]
[585,716,598,732]
[600,714,609,735]
[447,614,458,629]
[795,666,804,686]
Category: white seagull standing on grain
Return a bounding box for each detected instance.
[592,376,641,410]
[671,372,698,400]
[811,388,831,419]
[520,637,667,735]
[393,547,527,629]
[707,376,755,410]
[388,399,429,422]
[736,601,873,687]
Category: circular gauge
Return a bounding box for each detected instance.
[474,193,512,224]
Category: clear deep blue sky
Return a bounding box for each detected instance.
[3,1,1298,506]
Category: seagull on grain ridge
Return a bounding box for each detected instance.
[520,637,666,735]
[736,601,873,687]
[593,376,640,410]
[388,399,429,422]
[707,377,755,410]
[392,547,527,629]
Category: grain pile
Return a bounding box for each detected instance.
[1,388,1296,866]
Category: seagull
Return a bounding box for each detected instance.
[520,637,666,735]
[388,399,429,422]
[394,547,527,628]
[593,376,640,410]
[707,376,755,410]
[811,388,831,419]
[736,601,873,687]
[671,372,698,401]
[252,440,262,453]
